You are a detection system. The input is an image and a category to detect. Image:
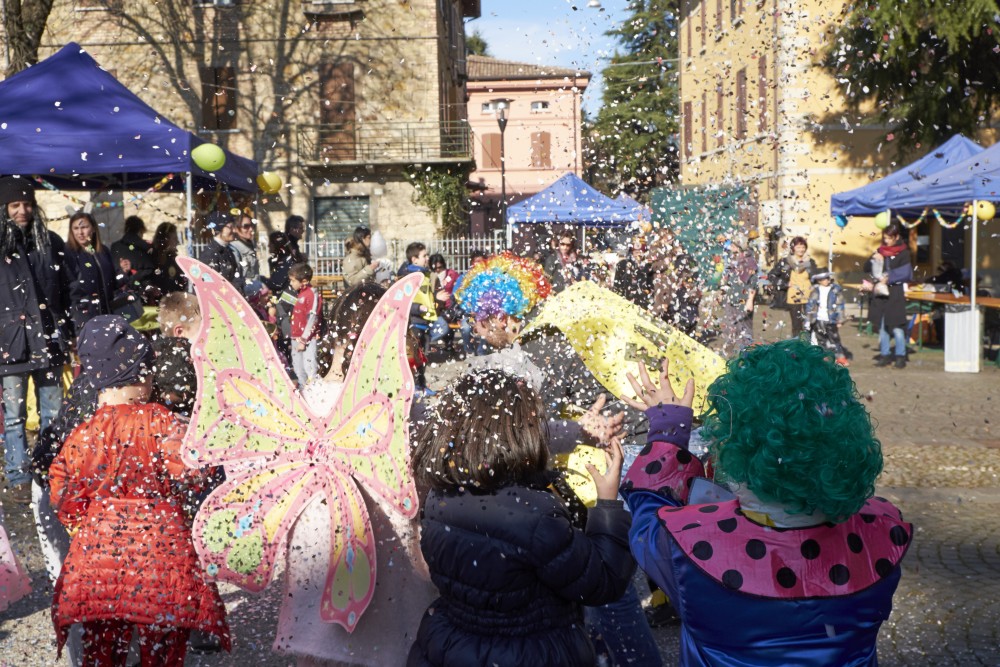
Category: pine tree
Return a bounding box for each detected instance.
[466,30,489,57]
[824,0,1000,154]
[587,0,680,198]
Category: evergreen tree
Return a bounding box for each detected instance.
[824,1,1000,155]
[466,30,490,57]
[587,0,680,198]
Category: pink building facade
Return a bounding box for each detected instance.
[466,56,590,234]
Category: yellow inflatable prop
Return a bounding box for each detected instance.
[551,445,607,508]
[522,281,726,414]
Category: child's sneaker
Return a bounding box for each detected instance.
[835,356,850,367]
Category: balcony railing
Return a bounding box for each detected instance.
[296,120,472,166]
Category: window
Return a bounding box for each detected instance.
[481,100,509,114]
[736,68,747,140]
[530,131,551,168]
[686,10,692,58]
[200,66,237,130]
[715,0,722,31]
[530,101,550,113]
[318,62,356,160]
[701,92,707,153]
[314,196,369,242]
[757,56,768,133]
[481,101,496,114]
[683,101,693,159]
[730,0,744,21]
[482,133,501,169]
[700,4,706,48]
[716,79,724,148]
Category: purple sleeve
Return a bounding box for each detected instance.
[646,404,694,450]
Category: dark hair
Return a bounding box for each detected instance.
[405,241,426,262]
[289,262,313,282]
[317,282,387,377]
[470,249,487,264]
[790,236,808,250]
[67,211,103,253]
[412,369,549,492]
[285,215,305,235]
[124,215,146,236]
[151,222,178,264]
[429,253,447,270]
[345,226,372,263]
[883,222,905,241]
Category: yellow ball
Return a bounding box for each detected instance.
[874,211,890,229]
[257,171,283,195]
[976,201,996,221]
[192,143,226,173]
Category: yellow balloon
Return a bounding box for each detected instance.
[257,171,283,194]
[874,211,890,229]
[192,143,226,173]
[639,220,653,234]
[976,201,996,221]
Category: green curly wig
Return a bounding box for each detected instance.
[701,339,883,522]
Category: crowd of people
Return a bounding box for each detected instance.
[0,173,912,667]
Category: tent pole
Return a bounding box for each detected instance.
[971,201,978,311]
[186,171,194,228]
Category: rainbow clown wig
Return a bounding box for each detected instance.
[454,252,551,321]
[701,339,883,522]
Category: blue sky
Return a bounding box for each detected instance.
[467,0,631,115]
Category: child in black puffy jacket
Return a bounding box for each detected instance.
[407,368,635,667]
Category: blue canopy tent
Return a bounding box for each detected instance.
[878,140,1000,372]
[830,134,983,217]
[0,43,258,209]
[506,173,639,248]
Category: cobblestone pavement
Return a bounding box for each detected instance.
[2,308,1000,665]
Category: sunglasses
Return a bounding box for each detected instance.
[559,242,574,247]
[238,224,255,230]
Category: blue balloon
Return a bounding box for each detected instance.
[834,215,849,228]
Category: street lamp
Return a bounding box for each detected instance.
[491,98,511,241]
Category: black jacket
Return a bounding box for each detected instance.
[111,232,156,289]
[65,246,117,335]
[866,246,914,331]
[407,481,634,667]
[0,226,71,376]
[198,239,243,289]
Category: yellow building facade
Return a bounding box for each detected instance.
[678,0,999,285]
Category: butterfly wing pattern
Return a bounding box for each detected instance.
[177,257,421,631]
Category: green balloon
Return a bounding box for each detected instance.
[874,211,890,229]
[192,143,226,172]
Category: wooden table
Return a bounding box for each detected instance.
[906,291,1000,372]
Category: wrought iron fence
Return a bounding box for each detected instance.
[187,232,505,278]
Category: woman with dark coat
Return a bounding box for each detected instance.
[150,222,187,294]
[408,369,634,667]
[866,222,913,368]
[64,211,117,336]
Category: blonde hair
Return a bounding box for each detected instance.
[158,292,201,335]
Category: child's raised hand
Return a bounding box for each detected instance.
[586,436,625,501]
[578,394,625,445]
[623,358,695,410]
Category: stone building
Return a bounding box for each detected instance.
[464,55,590,234]
[7,0,479,250]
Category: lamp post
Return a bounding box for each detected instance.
[495,101,509,244]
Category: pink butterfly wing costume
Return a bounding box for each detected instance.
[177,258,422,634]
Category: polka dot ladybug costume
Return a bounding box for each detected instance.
[619,341,911,667]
